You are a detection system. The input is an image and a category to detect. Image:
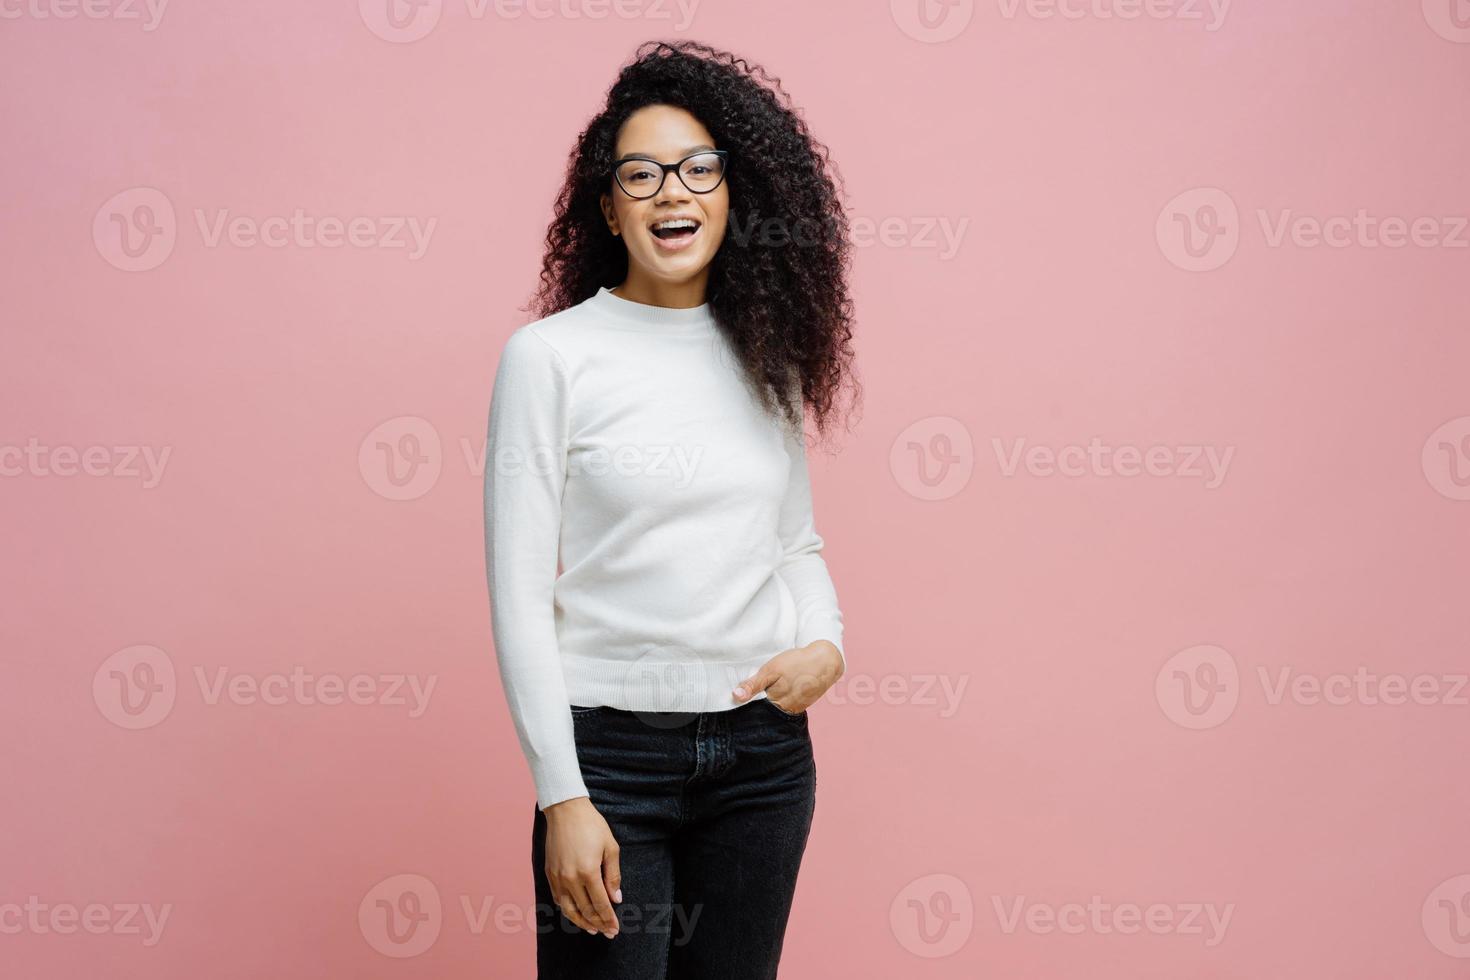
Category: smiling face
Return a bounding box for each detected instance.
[599,104,729,303]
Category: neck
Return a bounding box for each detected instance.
[612,269,710,309]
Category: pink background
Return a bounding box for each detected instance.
[4,1,1470,976]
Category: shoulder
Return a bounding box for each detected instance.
[498,322,563,373]
[503,294,606,370]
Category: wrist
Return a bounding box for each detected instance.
[805,639,844,681]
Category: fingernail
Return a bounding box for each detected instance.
[733,686,746,698]
[603,930,617,938]
[613,888,623,902]
[586,928,597,935]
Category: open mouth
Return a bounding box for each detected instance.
[649,218,702,245]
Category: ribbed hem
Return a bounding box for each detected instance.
[586,286,715,332]
[530,749,590,811]
[561,652,777,713]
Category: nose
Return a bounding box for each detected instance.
[653,166,692,206]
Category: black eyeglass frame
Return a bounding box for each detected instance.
[609,149,730,200]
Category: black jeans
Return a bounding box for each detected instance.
[531,697,818,979]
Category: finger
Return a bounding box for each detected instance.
[768,689,800,711]
[603,841,623,906]
[551,885,597,934]
[568,879,606,936]
[733,667,774,701]
[583,868,619,935]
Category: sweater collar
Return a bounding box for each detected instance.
[587,286,715,332]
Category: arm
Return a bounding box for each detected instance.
[774,414,847,674]
[483,326,589,811]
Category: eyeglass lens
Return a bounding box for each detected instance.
[615,152,725,198]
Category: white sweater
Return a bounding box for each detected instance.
[483,286,846,809]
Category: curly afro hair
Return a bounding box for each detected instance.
[527,39,859,443]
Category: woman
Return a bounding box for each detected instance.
[484,39,858,979]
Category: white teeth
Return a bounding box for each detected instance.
[653,219,699,230]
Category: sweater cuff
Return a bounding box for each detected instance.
[531,749,591,811]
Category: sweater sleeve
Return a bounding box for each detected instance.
[484,326,589,810]
[774,413,847,673]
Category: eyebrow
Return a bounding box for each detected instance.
[617,144,716,160]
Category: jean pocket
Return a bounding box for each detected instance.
[759,696,807,720]
[569,704,605,717]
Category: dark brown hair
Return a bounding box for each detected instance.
[528,39,859,444]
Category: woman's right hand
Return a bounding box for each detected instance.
[542,796,622,938]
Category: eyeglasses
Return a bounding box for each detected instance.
[611,150,729,200]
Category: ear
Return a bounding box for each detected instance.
[599,192,620,237]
